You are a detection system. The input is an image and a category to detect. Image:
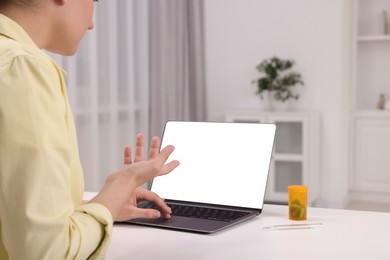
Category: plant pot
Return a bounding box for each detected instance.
[272,100,290,111]
[259,92,273,111]
[260,92,291,111]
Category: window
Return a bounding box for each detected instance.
[49,0,149,191]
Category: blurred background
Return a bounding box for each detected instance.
[49,0,390,212]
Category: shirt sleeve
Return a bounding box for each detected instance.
[0,54,113,259]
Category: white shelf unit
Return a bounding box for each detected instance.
[350,0,390,199]
[352,0,390,111]
[225,110,320,206]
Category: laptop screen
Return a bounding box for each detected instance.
[151,121,276,209]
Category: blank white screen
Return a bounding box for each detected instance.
[152,121,276,209]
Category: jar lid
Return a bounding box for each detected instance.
[288,185,308,192]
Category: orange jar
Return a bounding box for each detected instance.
[288,185,308,221]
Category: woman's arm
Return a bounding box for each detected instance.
[0,54,111,259]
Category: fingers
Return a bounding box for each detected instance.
[123,145,132,165]
[137,189,172,219]
[158,145,175,161]
[131,208,163,219]
[154,145,180,176]
[123,133,144,165]
[159,160,180,176]
[125,135,168,166]
[148,136,160,160]
[122,144,179,187]
[134,133,144,162]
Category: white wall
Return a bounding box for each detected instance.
[204,0,351,207]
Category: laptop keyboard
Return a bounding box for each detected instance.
[168,203,251,222]
[142,202,251,222]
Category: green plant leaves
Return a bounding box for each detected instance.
[253,56,304,102]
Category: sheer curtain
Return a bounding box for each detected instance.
[48,0,206,191]
[49,0,149,191]
[149,0,207,138]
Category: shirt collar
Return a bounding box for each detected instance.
[0,13,40,50]
[0,13,67,75]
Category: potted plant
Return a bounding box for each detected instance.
[252,56,304,104]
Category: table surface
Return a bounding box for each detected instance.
[101,201,390,260]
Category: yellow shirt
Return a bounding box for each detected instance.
[0,14,112,259]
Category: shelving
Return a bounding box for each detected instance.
[355,41,390,110]
[353,0,390,111]
[357,0,390,36]
[225,110,320,205]
[350,0,390,199]
[357,35,390,42]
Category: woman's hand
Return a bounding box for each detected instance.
[90,134,179,221]
[123,133,158,165]
[114,134,175,221]
[122,134,178,185]
[114,186,172,222]
[103,134,177,189]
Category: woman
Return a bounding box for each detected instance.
[0,0,180,259]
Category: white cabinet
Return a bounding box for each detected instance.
[225,110,320,205]
[353,112,390,192]
[350,1,390,198]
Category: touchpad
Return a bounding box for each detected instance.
[128,216,191,226]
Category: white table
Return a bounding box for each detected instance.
[103,203,390,260]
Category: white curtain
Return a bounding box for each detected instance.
[47,0,206,191]
[149,0,207,138]
[49,0,149,191]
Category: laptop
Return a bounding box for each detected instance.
[123,121,276,233]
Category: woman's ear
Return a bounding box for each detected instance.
[53,0,69,6]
